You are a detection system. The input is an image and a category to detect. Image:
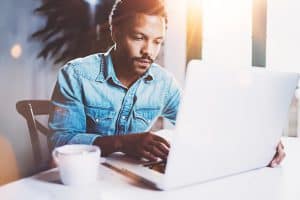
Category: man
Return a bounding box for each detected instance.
[49,0,284,167]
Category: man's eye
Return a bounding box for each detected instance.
[154,40,163,45]
[133,36,143,40]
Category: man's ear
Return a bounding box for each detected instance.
[111,26,119,43]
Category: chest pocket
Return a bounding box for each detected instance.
[85,106,116,135]
[132,108,160,132]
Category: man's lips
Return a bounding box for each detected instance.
[135,58,152,64]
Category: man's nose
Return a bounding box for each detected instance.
[140,42,153,57]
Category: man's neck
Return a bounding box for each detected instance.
[111,50,140,88]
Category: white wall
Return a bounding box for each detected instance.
[163,0,187,129]
[202,0,252,68]
[0,0,58,184]
[164,0,253,72]
[266,0,300,73]
[266,0,300,136]
[164,0,187,86]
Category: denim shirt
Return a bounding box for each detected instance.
[49,49,181,147]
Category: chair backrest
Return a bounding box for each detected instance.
[16,100,52,172]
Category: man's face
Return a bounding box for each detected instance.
[113,13,166,76]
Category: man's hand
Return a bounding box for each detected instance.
[269,141,286,167]
[120,132,170,161]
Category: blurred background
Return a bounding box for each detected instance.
[1,0,300,185]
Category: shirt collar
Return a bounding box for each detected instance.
[141,67,154,83]
[96,47,154,83]
[95,47,116,83]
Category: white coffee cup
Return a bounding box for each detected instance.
[52,144,101,186]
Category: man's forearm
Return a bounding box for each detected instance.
[93,133,144,157]
[51,132,101,148]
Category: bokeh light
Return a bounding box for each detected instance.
[10,44,22,59]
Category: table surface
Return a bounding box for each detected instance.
[1,137,300,200]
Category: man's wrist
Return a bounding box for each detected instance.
[93,135,123,156]
[114,135,124,152]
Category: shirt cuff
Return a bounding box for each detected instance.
[68,133,101,145]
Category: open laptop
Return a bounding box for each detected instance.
[104,60,299,190]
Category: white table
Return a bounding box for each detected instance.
[1,137,300,200]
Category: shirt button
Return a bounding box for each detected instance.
[95,118,99,123]
[121,116,126,120]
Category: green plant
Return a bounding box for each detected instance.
[31,0,114,65]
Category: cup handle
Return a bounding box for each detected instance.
[52,149,59,166]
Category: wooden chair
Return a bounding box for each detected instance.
[16,100,52,172]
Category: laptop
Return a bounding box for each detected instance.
[104,60,299,190]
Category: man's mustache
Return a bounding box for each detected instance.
[132,56,154,64]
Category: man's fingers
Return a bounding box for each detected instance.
[270,143,286,167]
[147,145,167,160]
[270,155,284,167]
[138,132,171,161]
[276,142,286,162]
[153,134,170,148]
[270,160,277,167]
[279,141,284,150]
[140,150,157,161]
[270,155,280,167]
[276,150,286,164]
[150,140,169,155]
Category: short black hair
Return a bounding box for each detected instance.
[109,0,168,30]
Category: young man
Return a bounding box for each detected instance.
[49,0,284,166]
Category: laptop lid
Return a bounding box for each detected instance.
[161,60,298,189]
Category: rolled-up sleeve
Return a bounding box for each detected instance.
[49,63,100,148]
